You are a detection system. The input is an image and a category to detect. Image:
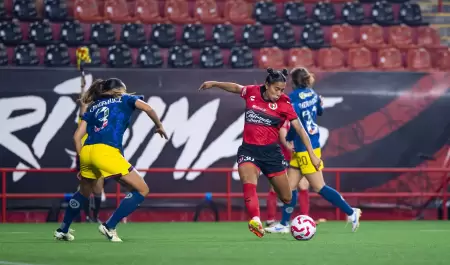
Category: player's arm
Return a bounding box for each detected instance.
[317,95,324,116]
[279,124,294,152]
[135,99,168,139]
[198,81,243,94]
[73,120,87,154]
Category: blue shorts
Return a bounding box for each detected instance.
[237,143,287,177]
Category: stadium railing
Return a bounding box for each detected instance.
[0,167,449,223]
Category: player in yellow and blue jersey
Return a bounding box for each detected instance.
[265,67,361,234]
[54,78,168,242]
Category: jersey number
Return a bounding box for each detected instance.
[94,106,109,132]
[301,106,319,135]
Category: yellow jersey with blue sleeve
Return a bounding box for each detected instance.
[79,94,143,179]
[286,87,324,174]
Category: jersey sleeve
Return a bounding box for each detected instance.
[123,94,144,109]
[81,111,91,122]
[240,85,258,100]
[282,99,298,121]
[286,125,296,141]
[316,96,324,116]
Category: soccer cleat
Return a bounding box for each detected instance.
[248,218,265,238]
[264,223,290,234]
[54,229,75,241]
[265,220,276,227]
[347,208,362,232]
[99,223,122,242]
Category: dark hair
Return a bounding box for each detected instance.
[290,67,315,88]
[80,78,127,104]
[265,68,289,85]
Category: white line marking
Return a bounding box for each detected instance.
[0,261,50,265]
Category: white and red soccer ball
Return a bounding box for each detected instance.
[290,215,316,240]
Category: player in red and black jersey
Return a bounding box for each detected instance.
[199,68,321,238]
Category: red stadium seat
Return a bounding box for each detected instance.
[165,0,195,24]
[288,48,315,69]
[434,48,450,71]
[195,0,226,24]
[317,47,345,70]
[224,0,255,25]
[258,47,286,69]
[377,47,404,71]
[417,27,442,48]
[388,25,415,49]
[74,0,104,22]
[104,0,136,23]
[330,24,359,49]
[348,47,374,70]
[135,0,165,24]
[406,48,432,71]
[359,25,387,49]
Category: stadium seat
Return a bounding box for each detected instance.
[272,22,295,49]
[224,0,255,25]
[0,1,6,20]
[213,24,235,48]
[45,43,70,66]
[135,0,165,24]
[183,24,206,49]
[254,1,279,25]
[151,24,176,48]
[341,1,367,26]
[284,1,310,25]
[108,44,133,68]
[105,0,136,23]
[377,47,403,70]
[406,48,431,71]
[60,21,84,47]
[138,44,163,68]
[195,0,226,24]
[399,2,426,27]
[200,45,224,68]
[29,20,53,46]
[13,0,38,21]
[14,43,39,66]
[121,23,146,48]
[330,24,358,49]
[388,24,415,49]
[74,0,104,22]
[313,1,338,25]
[242,23,266,48]
[301,23,325,50]
[371,0,397,26]
[168,45,193,68]
[258,47,286,69]
[359,24,387,49]
[0,43,8,65]
[417,27,442,48]
[0,20,22,46]
[229,45,254,68]
[86,44,102,66]
[44,0,69,22]
[90,23,116,47]
[434,48,450,71]
[165,0,195,24]
[318,47,345,70]
[288,47,315,69]
[348,46,374,70]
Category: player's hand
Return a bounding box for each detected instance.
[155,125,168,139]
[310,154,322,171]
[285,141,295,152]
[81,76,86,90]
[198,81,216,91]
[319,95,324,107]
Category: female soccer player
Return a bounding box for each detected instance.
[54,78,168,242]
[199,68,322,238]
[264,67,361,234]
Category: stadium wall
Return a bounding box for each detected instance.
[0,68,449,222]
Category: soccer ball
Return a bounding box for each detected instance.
[290,215,316,240]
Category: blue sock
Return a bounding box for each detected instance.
[105,191,145,229]
[319,185,354,216]
[59,191,88,233]
[280,190,298,226]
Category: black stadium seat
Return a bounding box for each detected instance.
[29,20,53,46]
[45,43,70,66]
[183,24,206,48]
[272,22,295,49]
[121,23,146,48]
[372,0,397,26]
[151,23,176,48]
[108,44,133,68]
[399,2,427,26]
[200,45,223,68]
[13,0,38,21]
[60,21,84,47]
[341,1,368,25]
[44,0,69,22]
[242,23,265,48]
[284,2,310,25]
[301,23,325,50]
[87,44,102,67]
[313,2,338,25]
[138,44,163,68]
[0,20,22,46]
[253,1,279,25]
[90,23,116,47]
[213,24,235,48]
[230,45,253,68]
[0,43,8,65]
[14,43,39,66]
[168,45,193,68]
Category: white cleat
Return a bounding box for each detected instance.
[264,223,290,234]
[347,208,362,232]
[54,229,75,241]
[98,224,123,242]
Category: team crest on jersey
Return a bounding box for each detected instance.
[268,103,278,110]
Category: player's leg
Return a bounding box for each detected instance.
[92,177,104,223]
[266,185,278,227]
[298,177,310,216]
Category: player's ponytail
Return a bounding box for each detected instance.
[290,67,315,89]
[80,79,105,104]
[265,68,288,85]
[80,78,130,104]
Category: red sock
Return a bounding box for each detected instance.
[298,189,310,216]
[243,183,260,219]
[267,190,277,221]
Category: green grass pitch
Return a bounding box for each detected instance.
[0,222,450,265]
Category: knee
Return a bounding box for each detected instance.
[311,183,325,193]
[280,192,292,204]
[139,185,149,197]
